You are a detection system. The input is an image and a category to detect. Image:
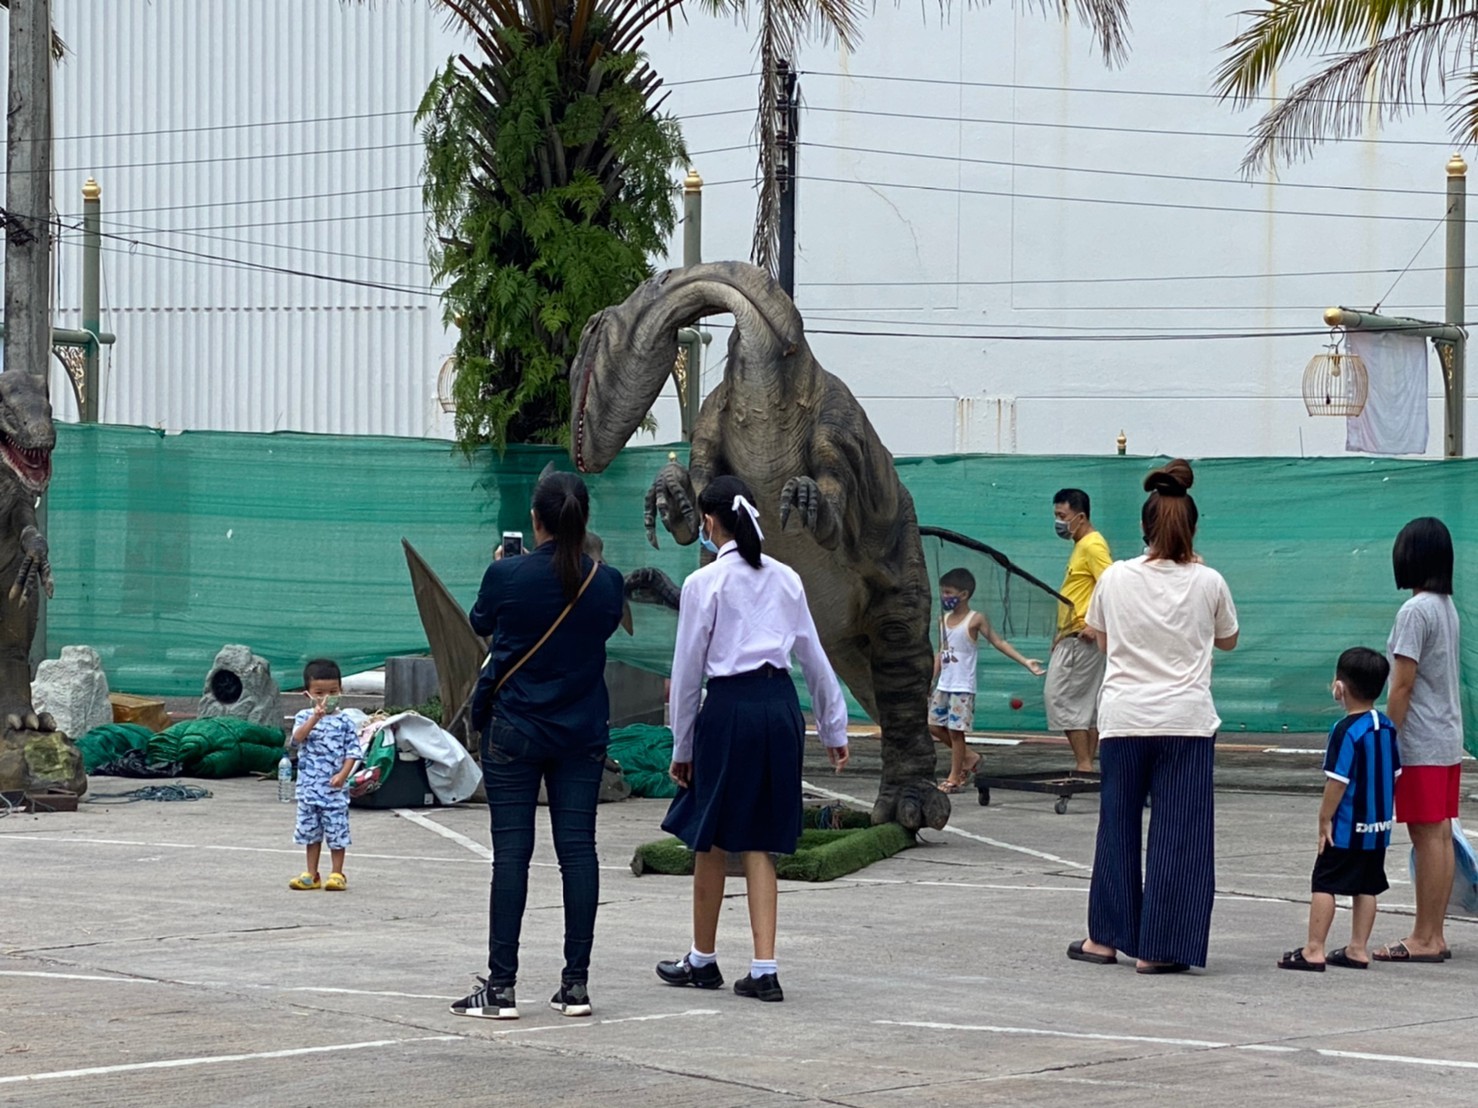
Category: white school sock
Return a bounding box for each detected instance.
[750,958,777,979]
[687,948,717,968]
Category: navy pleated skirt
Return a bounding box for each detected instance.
[661,666,805,855]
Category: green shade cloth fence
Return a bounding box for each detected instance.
[44,424,1478,751]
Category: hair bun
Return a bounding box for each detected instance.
[1143,459,1193,497]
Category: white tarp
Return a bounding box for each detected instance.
[1345,331,1430,455]
[363,711,481,804]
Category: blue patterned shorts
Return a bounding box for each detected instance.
[295,801,351,849]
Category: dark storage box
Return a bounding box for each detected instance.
[351,755,436,809]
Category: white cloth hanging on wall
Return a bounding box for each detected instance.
[1345,331,1430,455]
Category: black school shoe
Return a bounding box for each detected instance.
[734,972,784,1002]
[656,955,724,989]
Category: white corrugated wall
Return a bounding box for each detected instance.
[39,0,459,436]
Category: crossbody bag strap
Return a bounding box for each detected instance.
[492,560,601,697]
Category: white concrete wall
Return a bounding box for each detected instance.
[9,1,1470,456]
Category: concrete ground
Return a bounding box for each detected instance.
[4,737,1478,1106]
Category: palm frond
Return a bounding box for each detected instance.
[1447,65,1478,147]
[1226,10,1478,174]
[1216,0,1452,104]
[1023,0,1132,67]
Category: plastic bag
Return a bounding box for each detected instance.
[1406,817,1478,914]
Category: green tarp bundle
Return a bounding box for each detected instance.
[76,718,286,778]
[608,724,678,799]
[75,723,153,773]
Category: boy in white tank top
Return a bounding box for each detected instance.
[930,568,1046,792]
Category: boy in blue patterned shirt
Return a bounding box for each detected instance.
[287,659,360,892]
[1279,647,1400,971]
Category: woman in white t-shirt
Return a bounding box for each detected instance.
[1067,459,1239,974]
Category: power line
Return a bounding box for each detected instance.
[800,141,1448,199]
[796,264,1456,288]
[804,103,1459,151]
[802,174,1451,223]
[798,69,1436,110]
[7,73,759,145]
[804,324,1436,342]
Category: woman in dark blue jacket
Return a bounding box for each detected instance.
[451,471,624,1022]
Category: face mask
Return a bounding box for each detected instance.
[699,524,719,556]
[941,595,961,612]
[1054,518,1073,540]
[1332,681,1346,707]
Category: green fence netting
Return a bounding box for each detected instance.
[44,424,1478,747]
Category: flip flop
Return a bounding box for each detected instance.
[1136,962,1191,975]
[1277,948,1325,972]
[937,780,963,794]
[1066,939,1117,965]
[1371,940,1444,963]
[1325,947,1369,970]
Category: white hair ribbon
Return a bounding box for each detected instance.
[732,494,765,541]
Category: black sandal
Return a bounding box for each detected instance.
[1325,947,1369,970]
[1277,948,1325,972]
[1067,939,1117,965]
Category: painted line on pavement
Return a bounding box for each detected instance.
[0,834,481,866]
[486,1008,719,1036]
[0,1035,463,1086]
[800,780,1090,870]
[0,969,452,1001]
[393,808,492,860]
[873,1020,1478,1072]
[390,808,630,872]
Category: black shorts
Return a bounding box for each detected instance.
[1311,846,1389,897]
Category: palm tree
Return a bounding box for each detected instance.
[1216,0,1478,174]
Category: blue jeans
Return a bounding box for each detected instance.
[481,717,605,987]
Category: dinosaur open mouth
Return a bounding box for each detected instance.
[0,430,52,494]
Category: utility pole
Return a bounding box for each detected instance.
[82,178,102,422]
[3,0,54,383]
[674,169,711,442]
[1444,154,1466,457]
[776,60,799,299]
[1321,154,1467,457]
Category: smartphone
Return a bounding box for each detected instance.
[501,531,524,558]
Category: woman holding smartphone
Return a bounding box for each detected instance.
[451,470,625,1022]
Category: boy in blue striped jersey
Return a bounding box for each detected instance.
[1280,648,1400,972]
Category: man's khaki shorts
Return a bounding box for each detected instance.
[1044,635,1105,732]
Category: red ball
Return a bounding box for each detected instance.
[1010,698,1024,710]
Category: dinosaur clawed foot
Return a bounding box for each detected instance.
[872,778,951,832]
[644,459,698,549]
[5,711,57,737]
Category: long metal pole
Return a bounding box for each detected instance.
[1445,154,1467,458]
[82,177,101,422]
[681,169,703,441]
[3,0,53,383]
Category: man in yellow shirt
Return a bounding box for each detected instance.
[1046,489,1112,773]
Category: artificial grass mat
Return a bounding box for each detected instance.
[630,822,914,882]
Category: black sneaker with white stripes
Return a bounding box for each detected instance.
[549,981,593,1017]
[450,977,518,1020]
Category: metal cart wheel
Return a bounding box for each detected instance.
[1054,797,1070,815]
[978,787,991,807]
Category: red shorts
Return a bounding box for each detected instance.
[1395,763,1462,824]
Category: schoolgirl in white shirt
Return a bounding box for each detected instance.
[655,475,850,1003]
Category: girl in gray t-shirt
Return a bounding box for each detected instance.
[1375,517,1461,965]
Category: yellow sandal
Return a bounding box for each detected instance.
[289,872,322,891]
[324,872,348,892]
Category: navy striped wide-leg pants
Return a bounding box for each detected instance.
[1087,737,1216,967]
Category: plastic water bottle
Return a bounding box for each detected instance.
[277,754,295,803]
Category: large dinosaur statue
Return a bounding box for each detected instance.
[569,261,949,831]
[0,369,58,735]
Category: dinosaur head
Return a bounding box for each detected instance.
[0,371,55,496]
[569,274,684,474]
[570,262,806,474]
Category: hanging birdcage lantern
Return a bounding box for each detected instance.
[1302,330,1369,417]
